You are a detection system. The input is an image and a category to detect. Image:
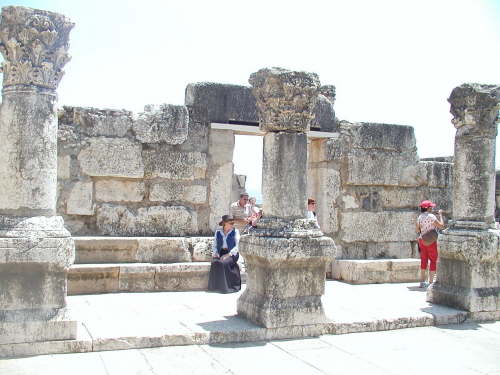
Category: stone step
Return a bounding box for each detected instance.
[331,259,421,284]
[68,262,247,295]
[68,262,211,295]
[73,236,213,264]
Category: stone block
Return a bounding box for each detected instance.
[143,149,207,180]
[150,182,207,204]
[135,238,191,263]
[0,309,77,345]
[133,104,189,144]
[208,162,233,230]
[366,241,414,259]
[95,180,145,202]
[60,106,133,137]
[155,262,210,291]
[379,187,423,209]
[95,204,197,236]
[423,161,453,188]
[331,259,420,284]
[78,137,144,178]
[311,93,336,132]
[340,211,417,243]
[74,237,139,263]
[185,82,258,123]
[209,129,235,165]
[57,155,71,179]
[68,265,120,294]
[66,181,93,215]
[119,264,156,292]
[188,237,214,262]
[346,149,420,186]
[352,123,416,151]
[262,132,307,218]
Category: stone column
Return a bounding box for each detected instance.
[428,83,500,320]
[237,68,337,328]
[0,6,76,346]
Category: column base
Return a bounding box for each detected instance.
[237,234,336,328]
[0,215,76,344]
[428,227,499,315]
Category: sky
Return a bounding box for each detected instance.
[1,0,499,202]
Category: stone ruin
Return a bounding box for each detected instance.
[0,5,498,356]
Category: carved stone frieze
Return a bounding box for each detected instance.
[249,67,320,132]
[0,6,74,91]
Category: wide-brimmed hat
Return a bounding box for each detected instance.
[419,200,436,209]
[218,215,235,226]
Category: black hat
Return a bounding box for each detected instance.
[218,215,235,226]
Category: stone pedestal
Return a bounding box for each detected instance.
[428,83,500,319]
[237,67,337,328]
[0,6,77,344]
[237,222,335,328]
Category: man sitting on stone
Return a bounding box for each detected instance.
[230,192,252,231]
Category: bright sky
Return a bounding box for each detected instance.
[1,0,499,202]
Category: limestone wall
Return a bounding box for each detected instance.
[308,121,453,259]
[57,102,231,236]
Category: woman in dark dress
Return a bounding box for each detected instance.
[208,215,241,293]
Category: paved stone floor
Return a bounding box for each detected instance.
[2,322,499,375]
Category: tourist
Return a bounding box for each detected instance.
[230,192,252,231]
[247,197,262,227]
[416,200,445,288]
[307,198,317,220]
[208,215,241,293]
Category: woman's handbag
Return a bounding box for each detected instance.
[421,229,438,246]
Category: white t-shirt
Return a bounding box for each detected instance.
[418,213,438,235]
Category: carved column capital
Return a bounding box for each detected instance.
[449,83,500,138]
[249,67,320,132]
[0,6,74,92]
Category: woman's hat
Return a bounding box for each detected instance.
[419,200,436,208]
[218,215,234,226]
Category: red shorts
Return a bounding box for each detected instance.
[418,238,438,271]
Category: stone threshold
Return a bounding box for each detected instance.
[331,259,421,284]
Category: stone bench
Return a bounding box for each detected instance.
[68,262,212,294]
[331,259,420,284]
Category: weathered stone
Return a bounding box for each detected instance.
[331,259,420,284]
[249,67,320,132]
[134,104,189,144]
[352,123,417,152]
[185,82,258,123]
[208,162,233,230]
[59,106,133,137]
[379,187,424,209]
[74,237,139,263]
[78,137,144,178]
[347,149,420,186]
[0,6,76,346]
[66,181,93,215]
[237,235,336,328]
[143,148,206,180]
[119,265,156,292]
[424,161,453,188]
[68,265,120,294]
[311,93,336,132]
[340,212,417,243]
[188,237,214,262]
[95,180,145,202]
[209,129,235,164]
[135,238,191,263]
[58,155,71,180]
[262,132,308,219]
[95,204,196,236]
[150,182,207,204]
[155,262,210,291]
[429,83,500,317]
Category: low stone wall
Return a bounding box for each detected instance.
[309,121,453,260]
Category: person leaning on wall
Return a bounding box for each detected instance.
[415,200,445,289]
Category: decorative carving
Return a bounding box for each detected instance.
[249,67,320,132]
[0,6,74,91]
[448,83,500,138]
